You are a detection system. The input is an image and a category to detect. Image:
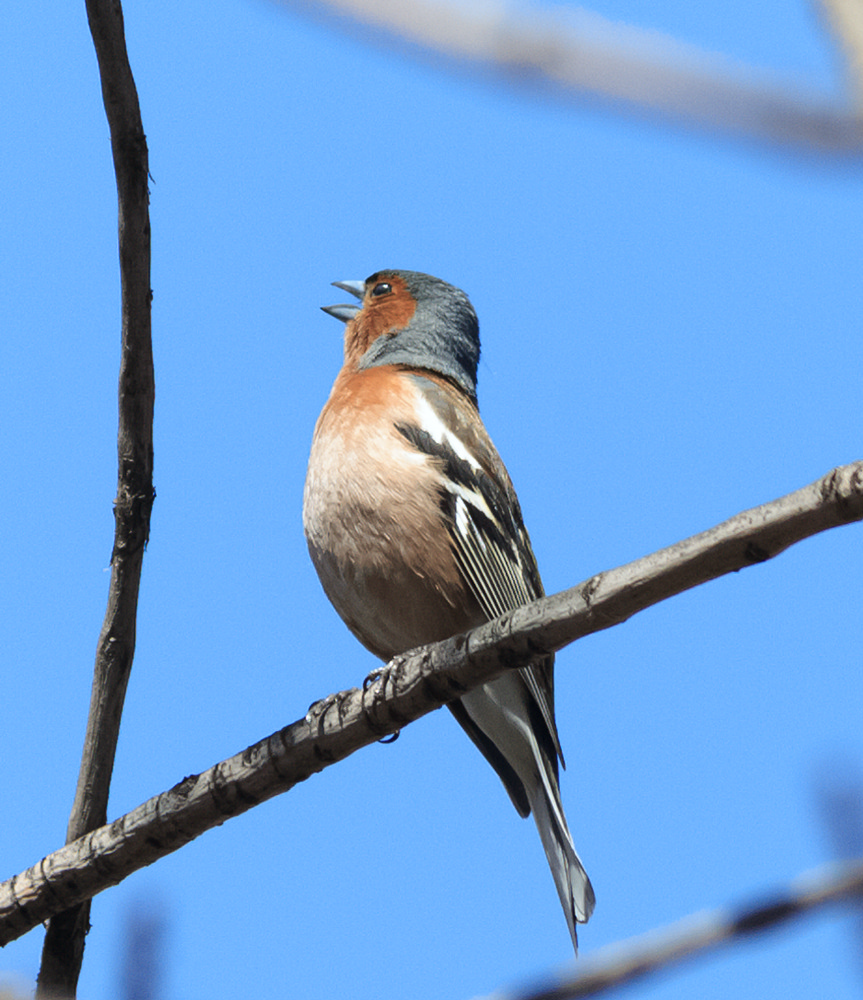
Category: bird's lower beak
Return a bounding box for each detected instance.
[321,303,361,323]
[322,279,366,323]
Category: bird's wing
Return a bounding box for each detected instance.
[397,373,595,945]
[396,374,564,767]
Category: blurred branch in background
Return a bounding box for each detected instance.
[815,759,863,978]
[818,0,863,109]
[121,901,166,1000]
[288,0,863,156]
[509,859,863,999]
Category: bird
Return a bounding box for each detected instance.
[303,269,595,950]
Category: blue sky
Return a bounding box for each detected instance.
[2,2,862,998]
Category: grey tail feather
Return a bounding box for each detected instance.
[528,778,595,952]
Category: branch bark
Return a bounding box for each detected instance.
[35,0,153,995]
[4,461,861,947]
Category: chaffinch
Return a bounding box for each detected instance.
[303,270,595,949]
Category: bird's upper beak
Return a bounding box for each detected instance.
[332,280,365,299]
[321,279,365,324]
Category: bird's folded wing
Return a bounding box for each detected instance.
[396,374,564,766]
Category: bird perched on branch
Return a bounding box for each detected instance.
[303,270,594,949]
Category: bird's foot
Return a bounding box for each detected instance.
[363,664,389,691]
[305,692,342,731]
[362,665,400,743]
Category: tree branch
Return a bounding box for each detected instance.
[3,461,860,947]
[289,0,863,156]
[36,0,153,995]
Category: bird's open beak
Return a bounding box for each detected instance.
[321,279,365,323]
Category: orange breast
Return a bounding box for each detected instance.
[303,366,481,659]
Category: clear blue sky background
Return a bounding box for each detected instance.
[3,2,862,998]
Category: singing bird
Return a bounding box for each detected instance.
[303,270,594,948]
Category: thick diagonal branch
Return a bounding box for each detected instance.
[4,461,861,948]
[35,0,154,995]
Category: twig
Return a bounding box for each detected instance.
[35,0,154,995]
[3,462,860,946]
[288,0,863,155]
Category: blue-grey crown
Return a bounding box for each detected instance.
[358,271,480,402]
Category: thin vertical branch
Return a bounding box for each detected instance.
[36,0,154,995]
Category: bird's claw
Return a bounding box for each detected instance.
[306,692,341,731]
[363,665,389,691]
[361,665,399,742]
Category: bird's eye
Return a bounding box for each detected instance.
[371,282,392,297]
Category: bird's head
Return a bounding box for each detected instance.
[322,270,480,402]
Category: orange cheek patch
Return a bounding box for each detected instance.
[344,274,418,365]
[367,279,417,337]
